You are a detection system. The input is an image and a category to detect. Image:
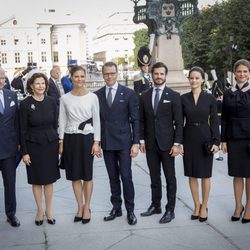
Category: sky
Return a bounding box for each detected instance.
[1,0,222,39]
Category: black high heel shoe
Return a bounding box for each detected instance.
[242,207,250,224]
[45,212,56,225]
[231,206,244,221]
[82,209,91,224]
[199,208,208,222]
[35,220,43,226]
[191,204,201,220]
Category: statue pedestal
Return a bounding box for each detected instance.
[152,35,189,93]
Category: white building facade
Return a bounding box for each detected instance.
[0,22,87,79]
[92,12,146,67]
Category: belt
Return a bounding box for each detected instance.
[186,122,204,126]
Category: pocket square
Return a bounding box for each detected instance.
[163,99,171,103]
[119,100,125,102]
[10,101,15,107]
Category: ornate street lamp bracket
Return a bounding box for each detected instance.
[131,0,198,39]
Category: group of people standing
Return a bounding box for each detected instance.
[0,57,250,229]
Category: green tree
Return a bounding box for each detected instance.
[181,0,250,74]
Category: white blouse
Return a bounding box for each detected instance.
[59,92,100,141]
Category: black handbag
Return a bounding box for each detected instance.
[203,141,213,155]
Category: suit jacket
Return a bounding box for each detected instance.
[140,86,183,151]
[47,78,61,106]
[19,96,58,155]
[61,75,73,93]
[95,84,140,150]
[0,89,19,160]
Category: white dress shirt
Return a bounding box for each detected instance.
[105,82,118,103]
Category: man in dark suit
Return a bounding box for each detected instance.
[0,67,20,227]
[47,66,64,105]
[95,62,140,225]
[139,62,183,223]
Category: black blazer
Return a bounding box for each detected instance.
[19,96,58,155]
[47,78,61,106]
[221,83,250,141]
[140,86,183,151]
[95,84,140,150]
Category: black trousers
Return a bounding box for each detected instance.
[146,141,176,212]
[0,156,17,217]
[103,149,135,212]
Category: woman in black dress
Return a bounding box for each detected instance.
[20,73,60,226]
[221,59,250,223]
[181,67,220,222]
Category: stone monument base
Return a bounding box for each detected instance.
[152,34,190,94]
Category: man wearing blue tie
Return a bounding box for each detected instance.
[139,62,183,224]
[95,62,140,225]
[0,67,20,227]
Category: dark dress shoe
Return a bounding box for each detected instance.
[7,216,20,227]
[74,216,82,222]
[45,212,56,225]
[199,208,208,222]
[242,218,250,224]
[191,204,201,220]
[231,206,244,221]
[35,220,43,226]
[159,211,175,224]
[127,211,137,225]
[82,209,91,224]
[104,208,122,221]
[47,218,56,225]
[191,215,199,220]
[140,205,162,217]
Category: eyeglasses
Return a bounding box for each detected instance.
[103,72,117,77]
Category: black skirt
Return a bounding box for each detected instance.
[26,139,60,185]
[62,133,94,181]
[227,139,250,177]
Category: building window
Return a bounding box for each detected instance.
[66,34,71,43]
[1,53,7,64]
[53,51,59,63]
[41,51,47,62]
[1,40,6,45]
[14,38,19,45]
[27,36,32,44]
[41,38,46,44]
[27,52,33,63]
[67,51,72,61]
[15,52,20,63]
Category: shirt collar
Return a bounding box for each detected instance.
[106,81,118,91]
[154,84,165,91]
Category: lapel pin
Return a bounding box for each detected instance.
[31,104,35,110]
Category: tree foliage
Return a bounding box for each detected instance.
[181,0,250,73]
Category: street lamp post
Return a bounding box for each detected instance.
[229,33,236,85]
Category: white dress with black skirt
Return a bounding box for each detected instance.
[59,92,100,181]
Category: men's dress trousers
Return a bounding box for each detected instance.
[154,88,160,114]
[107,87,113,107]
